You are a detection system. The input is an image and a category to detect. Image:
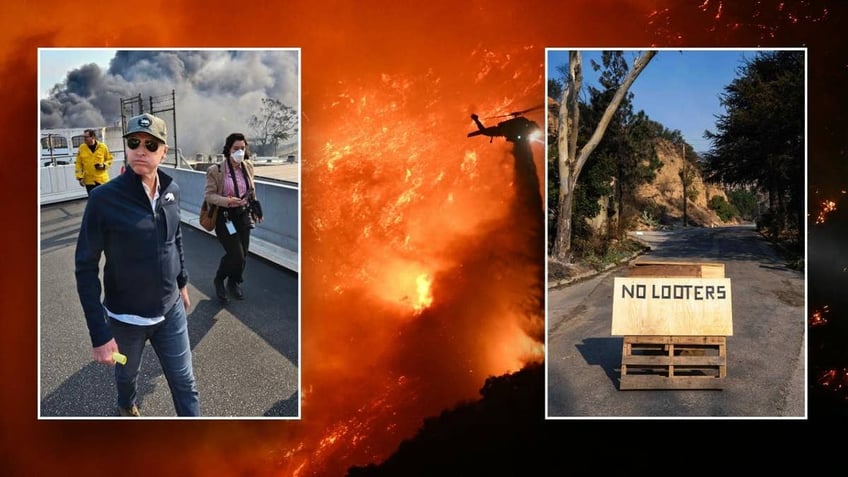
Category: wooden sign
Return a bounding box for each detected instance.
[611,277,733,336]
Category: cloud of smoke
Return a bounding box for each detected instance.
[39,49,299,155]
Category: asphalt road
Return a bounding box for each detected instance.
[546,225,806,418]
[39,199,299,419]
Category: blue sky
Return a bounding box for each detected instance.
[546,49,798,154]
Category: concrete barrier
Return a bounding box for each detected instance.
[38,162,299,273]
[39,161,125,204]
[169,166,298,272]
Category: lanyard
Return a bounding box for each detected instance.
[226,160,252,198]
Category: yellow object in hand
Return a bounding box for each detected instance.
[112,352,127,365]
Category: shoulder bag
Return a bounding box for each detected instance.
[200,200,217,231]
[200,164,221,231]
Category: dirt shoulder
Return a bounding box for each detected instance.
[547,237,649,289]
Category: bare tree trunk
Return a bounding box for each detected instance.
[777,188,786,234]
[551,50,657,262]
[553,51,581,261]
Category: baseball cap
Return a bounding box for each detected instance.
[124,113,168,144]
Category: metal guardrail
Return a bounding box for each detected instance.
[38,161,299,273]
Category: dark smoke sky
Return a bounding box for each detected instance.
[39,49,299,155]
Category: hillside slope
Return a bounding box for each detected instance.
[632,139,730,229]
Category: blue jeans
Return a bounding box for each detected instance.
[109,298,200,416]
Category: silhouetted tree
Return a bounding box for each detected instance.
[247,97,298,156]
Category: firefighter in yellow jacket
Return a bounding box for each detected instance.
[75,129,113,195]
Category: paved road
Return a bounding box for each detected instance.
[547,225,805,418]
[39,199,299,418]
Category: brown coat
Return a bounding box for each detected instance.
[204,159,258,207]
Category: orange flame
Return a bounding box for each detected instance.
[414,273,433,314]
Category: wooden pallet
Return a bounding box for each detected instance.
[619,335,726,390]
[628,260,725,279]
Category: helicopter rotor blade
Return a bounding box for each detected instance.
[485,103,545,119]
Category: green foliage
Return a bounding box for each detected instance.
[548,78,563,102]
[786,257,804,272]
[708,195,739,222]
[686,185,699,202]
[639,209,658,228]
[547,140,560,249]
[642,200,668,224]
[757,210,780,238]
[727,188,759,220]
[658,127,684,144]
[702,50,804,243]
[580,238,647,271]
[571,148,614,245]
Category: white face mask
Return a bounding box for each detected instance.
[231,149,245,163]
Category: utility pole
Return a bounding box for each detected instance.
[682,142,687,227]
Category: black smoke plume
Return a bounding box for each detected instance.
[40,49,298,155]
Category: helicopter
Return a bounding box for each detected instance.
[467,105,542,143]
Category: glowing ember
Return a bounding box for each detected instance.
[810,306,830,327]
[817,368,848,396]
[816,199,836,224]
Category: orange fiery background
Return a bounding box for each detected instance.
[2,0,843,475]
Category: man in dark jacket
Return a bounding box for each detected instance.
[75,113,199,417]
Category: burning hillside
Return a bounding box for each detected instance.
[347,362,545,476]
[293,48,546,474]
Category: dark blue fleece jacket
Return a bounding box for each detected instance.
[75,168,189,347]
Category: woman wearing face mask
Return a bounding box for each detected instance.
[204,133,262,303]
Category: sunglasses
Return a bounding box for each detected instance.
[126,137,162,152]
